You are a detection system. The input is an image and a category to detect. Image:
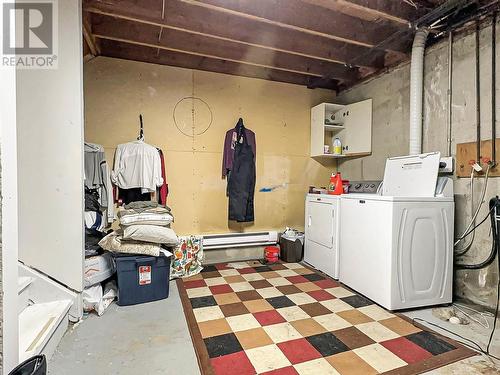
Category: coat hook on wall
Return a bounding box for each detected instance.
[137,114,145,141]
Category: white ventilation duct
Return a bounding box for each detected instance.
[409,28,429,155]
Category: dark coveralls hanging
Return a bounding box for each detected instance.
[224,119,256,222]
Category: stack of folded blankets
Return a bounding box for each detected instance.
[99,201,178,256]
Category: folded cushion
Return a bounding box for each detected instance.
[119,212,173,227]
[122,225,178,245]
[99,231,161,256]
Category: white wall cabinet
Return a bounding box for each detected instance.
[310,99,372,158]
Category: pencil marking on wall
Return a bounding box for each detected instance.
[173,96,213,137]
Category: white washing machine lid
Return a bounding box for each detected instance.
[341,193,453,202]
[382,152,441,197]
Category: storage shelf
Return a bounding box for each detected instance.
[324,124,344,132]
[313,152,371,159]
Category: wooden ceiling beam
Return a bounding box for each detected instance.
[91,14,359,82]
[83,0,389,70]
[301,0,428,25]
[82,11,100,56]
[97,39,338,90]
[181,0,409,52]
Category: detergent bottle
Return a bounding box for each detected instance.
[328,172,343,195]
[332,137,342,155]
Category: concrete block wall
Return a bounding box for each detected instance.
[337,19,500,310]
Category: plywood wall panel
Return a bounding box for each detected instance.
[84,57,335,235]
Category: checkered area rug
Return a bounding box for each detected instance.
[176,261,474,375]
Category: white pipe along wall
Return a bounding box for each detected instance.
[409,28,430,155]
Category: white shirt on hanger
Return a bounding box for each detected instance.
[111,140,163,192]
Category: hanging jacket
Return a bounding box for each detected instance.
[227,125,256,222]
[111,140,163,193]
[84,142,114,222]
[222,120,256,178]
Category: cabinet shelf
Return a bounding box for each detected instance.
[313,152,372,159]
[324,124,344,132]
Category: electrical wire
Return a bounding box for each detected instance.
[454,165,491,247]
[454,169,476,255]
[487,275,500,354]
[453,197,500,359]
[421,194,500,358]
[456,198,499,269]
[456,205,495,245]
[453,303,492,329]
[403,0,418,9]
[454,303,494,318]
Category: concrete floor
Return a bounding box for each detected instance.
[49,280,500,375]
[403,307,500,374]
[49,281,200,375]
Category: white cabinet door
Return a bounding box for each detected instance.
[341,99,372,155]
[310,104,325,157]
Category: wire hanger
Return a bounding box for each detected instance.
[137,114,145,141]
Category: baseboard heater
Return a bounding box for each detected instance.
[202,231,278,250]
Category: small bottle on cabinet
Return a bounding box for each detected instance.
[332,137,342,155]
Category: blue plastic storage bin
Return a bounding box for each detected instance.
[114,253,171,306]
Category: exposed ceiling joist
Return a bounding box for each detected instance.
[96,34,327,78]
[84,1,389,70]
[82,12,100,56]
[180,0,409,52]
[82,0,450,91]
[100,39,338,90]
[91,14,359,82]
[301,0,428,25]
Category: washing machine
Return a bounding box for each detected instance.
[339,152,454,310]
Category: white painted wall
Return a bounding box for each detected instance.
[16,0,84,292]
[0,23,20,375]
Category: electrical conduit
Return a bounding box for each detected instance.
[409,28,429,155]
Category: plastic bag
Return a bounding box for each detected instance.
[281,227,305,245]
[83,280,117,316]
